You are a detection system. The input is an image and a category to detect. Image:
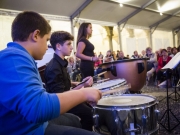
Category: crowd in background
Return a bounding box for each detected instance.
[66,45,180,86]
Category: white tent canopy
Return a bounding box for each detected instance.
[0,0,180,31]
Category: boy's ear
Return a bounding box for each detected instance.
[31,30,40,42]
[56,43,62,51]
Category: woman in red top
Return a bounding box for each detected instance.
[157,49,172,86]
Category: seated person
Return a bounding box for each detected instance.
[103,50,114,63]
[45,31,117,135]
[98,52,103,62]
[141,50,146,58]
[156,49,172,86]
[167,46,172,56]
[170,47,178,58]
[112,51,116,60]
[156,48,162,61]
[131,50,140,59]
[94,52,102,69]
[146,47,157,85]
[117,51,129,60]
[94,59,102,79]
[44,31,95,131]
[116,50,120,59]
[67,56,76,80]
[72,52,81,81]
[0,11,101,135]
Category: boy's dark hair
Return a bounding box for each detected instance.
[12,11,51,41]
[50,31,74,50]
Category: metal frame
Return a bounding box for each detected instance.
[70,0,92,51]
[173,25,180,33]
[149,9,180,29]
[101,0,180,17]
[172,31,176,47]
[117,25,122,51]
[70,0,93,19]
[117,0,156,25]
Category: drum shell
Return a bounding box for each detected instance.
[93,94,159,135]
[101,59,148,92]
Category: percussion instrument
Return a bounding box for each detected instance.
[92,79,127,92]
[100,58,148,92]
[101,84,131,96]
[72,71,108,89]
[93,94,159,135]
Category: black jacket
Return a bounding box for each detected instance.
[44,53,71,93]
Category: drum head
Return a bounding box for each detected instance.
[97,94,156,109]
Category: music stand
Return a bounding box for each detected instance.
[171,68,180,101]
[159,69,180,132]
[160,52,180,101]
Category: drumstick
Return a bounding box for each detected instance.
[93,71,107,78]
[101,83,131,96]
[72,71,107,89]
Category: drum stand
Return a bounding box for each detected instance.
[159,69,180,132]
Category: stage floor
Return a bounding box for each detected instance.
[141,85,180,135]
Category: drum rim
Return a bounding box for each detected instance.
[95,94,157,110]
[100,58,149,66]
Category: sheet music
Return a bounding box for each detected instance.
[162,52,180,69]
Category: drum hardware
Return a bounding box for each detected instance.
[137,62,145,74]
[155,109,160,131]
[141,114,147,134]
[115,117,119,123]
[93,114,99,128]
[114,111,121,135]
[159,69,180,132]
[101,65,117,77]
[93,94,159,135]
[100,58,148,92]
[155,110,160,119]
[93,71,107,79]
[125,127,140,133]
[124,121,141,134]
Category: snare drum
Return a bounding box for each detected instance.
[92,79,127,92]
[93,94,159,135]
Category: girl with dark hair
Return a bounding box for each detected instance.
[76,23,118,135]
[76,23,99,79]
